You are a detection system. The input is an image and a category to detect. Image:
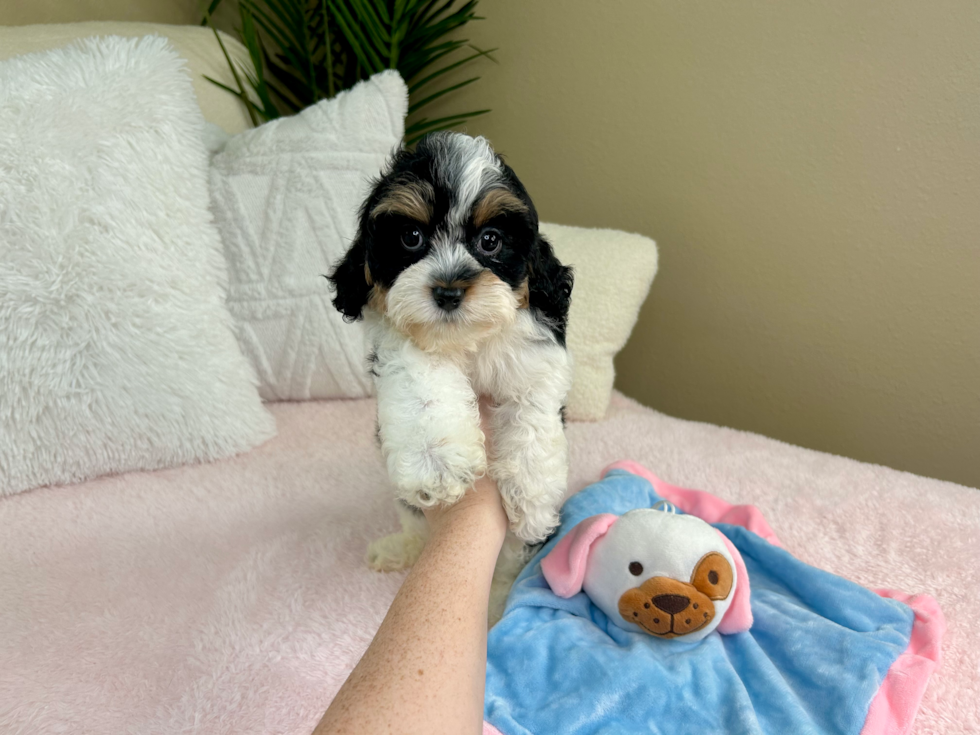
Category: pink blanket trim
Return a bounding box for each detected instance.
[861,591,946,735]
[482,460,945,735]
[603,459,785,547]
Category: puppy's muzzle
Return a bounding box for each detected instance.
[430,265,480,313]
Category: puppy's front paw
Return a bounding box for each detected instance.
[492,449,566,543]
[366,532,426,572]
[502,488,561,544]
[488,402,568,544]
[387,439,486,508]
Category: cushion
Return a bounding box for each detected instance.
[542,223,658,420]
[0,22,252,135]
[0,35,276,497]
[208,71,407,401]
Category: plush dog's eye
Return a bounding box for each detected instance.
[478,230,502,256]
[628,561,643,576]
[401,226,425,251]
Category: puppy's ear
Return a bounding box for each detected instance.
[528,234,574,345]
[327,237,371,322]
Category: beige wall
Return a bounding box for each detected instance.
[0,1,202,26]
[3,0,978,486]
[425,0,980,487]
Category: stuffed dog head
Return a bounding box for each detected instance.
[541,508,752,641]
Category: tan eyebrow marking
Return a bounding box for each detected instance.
[370,179,435,223]
[472,188,529,228]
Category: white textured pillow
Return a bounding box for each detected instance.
[541,223,658,421]
[0,36,276,498]
[209,71,407,400]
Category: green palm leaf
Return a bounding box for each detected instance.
[404,108,489,144]
[409,45,495,92]
[203,0,494,141]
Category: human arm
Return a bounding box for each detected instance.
[313,418,505,734]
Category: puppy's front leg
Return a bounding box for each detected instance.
[375,341,485,508]
[481,327,573,544]
[489,397,569,543]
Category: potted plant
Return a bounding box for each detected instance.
[204,0,495,144]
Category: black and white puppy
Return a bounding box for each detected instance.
[329,132,573,574]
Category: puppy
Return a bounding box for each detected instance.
[328,132,573,601]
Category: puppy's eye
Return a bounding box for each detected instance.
[478,230,502,256]
[401,226,425,251]
[628,561,643,576]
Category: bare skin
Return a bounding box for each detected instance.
[314,403,506,735]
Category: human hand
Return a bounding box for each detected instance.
[422,398,507,542]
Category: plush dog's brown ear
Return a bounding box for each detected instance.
[327,237,371,322]
[691,552,734,601]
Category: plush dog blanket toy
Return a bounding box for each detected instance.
[481,461,945,735]
[541,505,752,641]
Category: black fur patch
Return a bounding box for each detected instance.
[528,235,574,346]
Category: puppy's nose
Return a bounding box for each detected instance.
[432,286,465,312]
[652,594,690,614]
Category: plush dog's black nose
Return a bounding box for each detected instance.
[432,286,465,312]
[652,594,690,614]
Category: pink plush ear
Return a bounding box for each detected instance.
[716,531,753,634]
[541,514,619,598]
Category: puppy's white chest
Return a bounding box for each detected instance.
[466,311,571,402]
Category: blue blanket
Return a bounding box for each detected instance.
[484,468,915,735]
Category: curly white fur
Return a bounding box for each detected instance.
[472,313,572,542]
[366,291,571,621]
[370,309,571,542]
[372,322,486,509]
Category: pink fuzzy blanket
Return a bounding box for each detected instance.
[1,393,977,734]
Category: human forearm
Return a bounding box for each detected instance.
[314,481,506,735]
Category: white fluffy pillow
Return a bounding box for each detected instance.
[209,71,407,400]
[0,36,276,497]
